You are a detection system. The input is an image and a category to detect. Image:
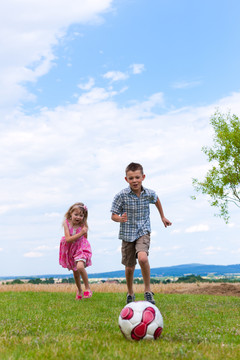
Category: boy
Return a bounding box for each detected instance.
[111,162,172,304]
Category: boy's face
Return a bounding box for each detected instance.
[125,170,145,194]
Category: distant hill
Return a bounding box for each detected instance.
[1,263,240,280]
[88,263,240,278]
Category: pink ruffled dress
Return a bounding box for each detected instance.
[59,219,92,271]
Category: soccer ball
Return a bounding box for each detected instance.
[118,301,163,341]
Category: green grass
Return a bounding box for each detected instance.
[0,292,240,359]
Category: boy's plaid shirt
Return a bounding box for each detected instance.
[111,186,158,242]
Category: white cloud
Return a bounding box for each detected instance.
[151,245,182,253]
[94,247,119,255]
[103,71,129,82]
[1,91,240,216]
[151,246,162,252]
[0,206,12,215]
[141,92,165,109]
[185,224,210,233]
[24,252,43,258]
[202,246,223,255]
[35,246,51,251]
[172,80,202,89]
[171,229,181,234]
[130,63,145,74]
[0,248,3,252]
[78,77,95,90]
[77,87,117,104]
[171,246,182,250]
[34,245,58,251]
[0,0,113,110]
[44,212,62,218]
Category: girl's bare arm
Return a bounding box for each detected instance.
[64,221,88,243]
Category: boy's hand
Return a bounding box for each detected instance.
[121,212,128,223]
[162,217,172,228]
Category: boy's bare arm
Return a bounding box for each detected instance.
[111,212,128,223]
[155,198,172,228]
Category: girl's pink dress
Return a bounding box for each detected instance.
[59,219,92,271]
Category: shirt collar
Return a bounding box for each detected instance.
[127,186,145,194]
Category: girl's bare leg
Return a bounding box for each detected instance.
[73,270,82,296]
[77,261,90,292]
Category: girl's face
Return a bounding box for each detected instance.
[71,208,84,226]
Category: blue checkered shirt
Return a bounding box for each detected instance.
[111,186,158,242]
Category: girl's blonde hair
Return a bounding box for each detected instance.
[63,202,88,227]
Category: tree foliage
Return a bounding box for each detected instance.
[192,110,240,223]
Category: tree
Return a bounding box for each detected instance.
[11,279,24,285]
[28,278,43,284]
[192,110,240,223]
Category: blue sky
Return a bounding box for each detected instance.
[1,0,240,277]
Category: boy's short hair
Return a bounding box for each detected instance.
[125,162,144,174]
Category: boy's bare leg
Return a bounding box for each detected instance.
[125,266,135,295]
[138,251,151,293]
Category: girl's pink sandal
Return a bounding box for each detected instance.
[76,292,83,300]
[83,290,92,299]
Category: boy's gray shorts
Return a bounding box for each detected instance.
[121,234,150,267]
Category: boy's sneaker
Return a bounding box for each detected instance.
[126,293,135,304]
[144,291,155,304]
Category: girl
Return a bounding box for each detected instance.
[59,202,92,300]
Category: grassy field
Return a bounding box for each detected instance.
[0,289,240,359]
[2,281,240,296]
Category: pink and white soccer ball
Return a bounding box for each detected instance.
[118,301,163,341]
